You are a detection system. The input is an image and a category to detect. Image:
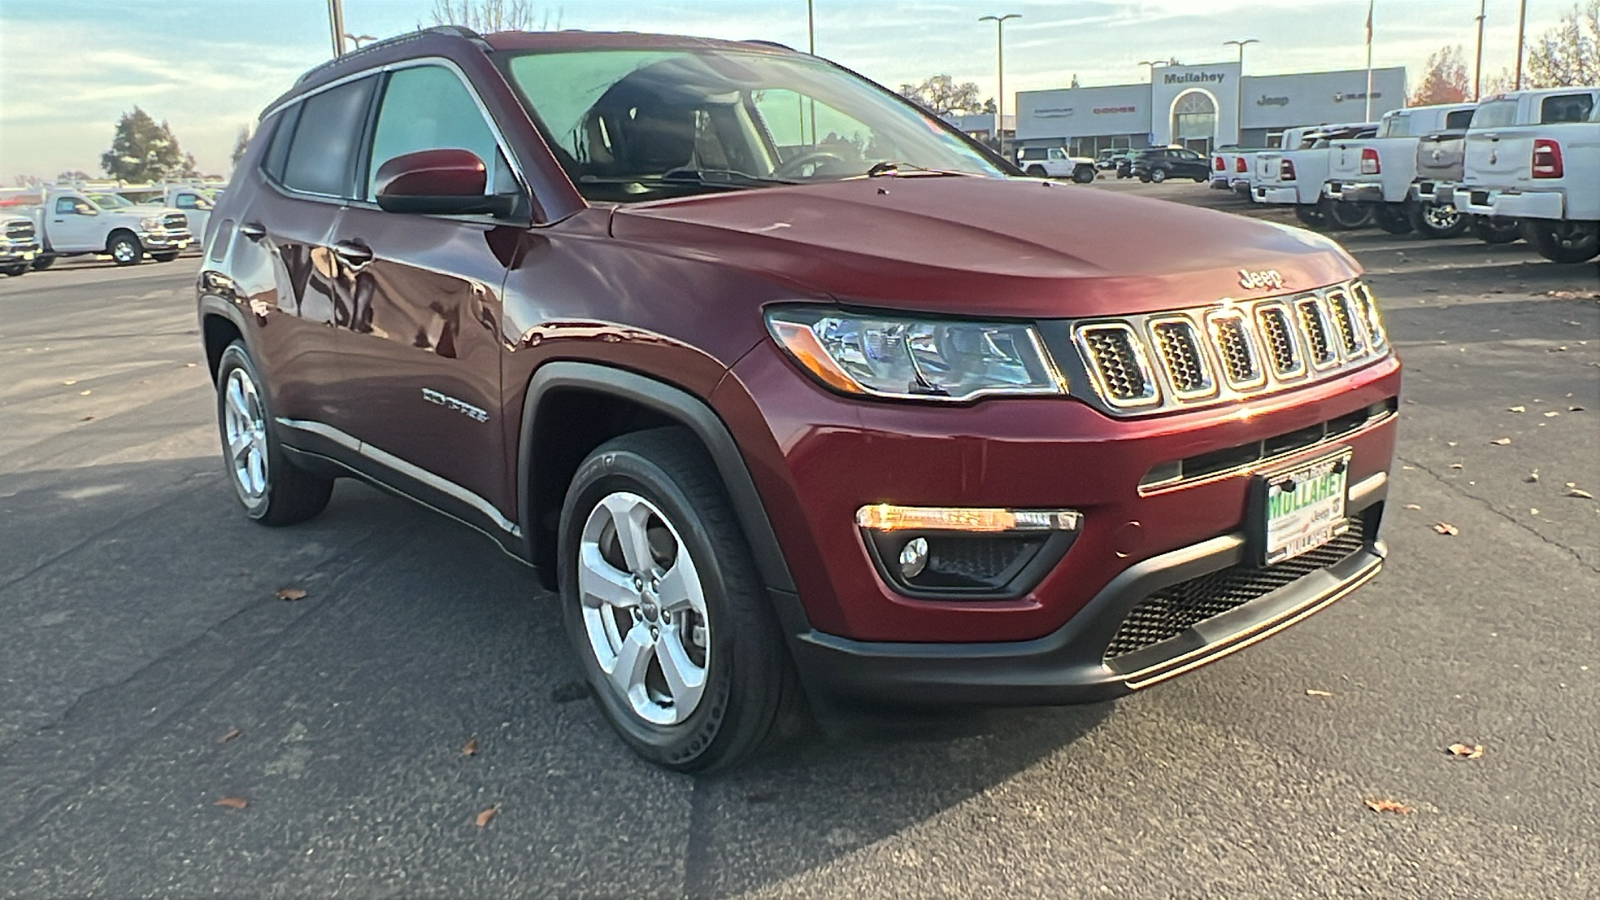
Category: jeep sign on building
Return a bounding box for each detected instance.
[1016,64,1406,155]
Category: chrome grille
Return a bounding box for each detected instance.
[1070,280,1388,416]
[1325,289,1366,357]
[1076,323,1157,407]
[1295,297,1338,368]
[1207,310,1265,389]
[4,221,34,241]
[1255,304,1304,378]
[1148,317,1214,399]
[162,213,188,231]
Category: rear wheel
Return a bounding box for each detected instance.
[1321,197,1374,230]
[1409,200,1469,239]
[1025,164,1047,178]
[107,232,142,266]
[214,342,334,525]
[1472,216,1521,244]
[1149,167,1167,183]
[1523,220,1600,263]
[1073,166,1095,184]
[559,427,802,772]
[1373,203,1414,235]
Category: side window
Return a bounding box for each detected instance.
[175,194,198,209]
[281,76,376,197]
[262,104,302,182]
[54,197,78,215]
[367,65,502,200]
[1444,109,1474,130]
[1541,93,1595,124]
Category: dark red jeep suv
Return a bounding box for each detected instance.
[198,26,1400,770]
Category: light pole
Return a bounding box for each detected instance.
[1223,39,1258,146]
[1514,0,1528,89]
[1473,0,1487,100]
[326,0,346,57]
[1137,59,1172,82]
[980,13,1020,155]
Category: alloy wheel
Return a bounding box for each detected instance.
[223,367,270,502]
[578,491,711,726]
[1423,203,1458,230]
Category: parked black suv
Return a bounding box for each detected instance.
[1128,147,1210,183]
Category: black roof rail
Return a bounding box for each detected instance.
[742,39,797,52]
[295,25,489,85]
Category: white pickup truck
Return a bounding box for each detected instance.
[1321,103,1477,235]
[1016,146,1098,183]
[27,188,193,267]
[1455,87,1600,263]
[1210,147,1261,194]
[1251,123,1379,229]
[1,214,42,276]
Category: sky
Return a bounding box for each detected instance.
[0,0,1574,181]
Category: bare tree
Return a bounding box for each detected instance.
[896,75,987,117]
[230,125,252,167]
[427,0,560,31]
[1525,0,1599,88]
[1409,46,1471,105]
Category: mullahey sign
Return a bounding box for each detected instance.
[1163,71,1227,84]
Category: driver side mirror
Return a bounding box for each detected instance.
[374,149,517,218]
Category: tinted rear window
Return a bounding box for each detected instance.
[1471,99,1518,129]
[1541,93,1595,124]
[1444,109,1474,130]
[281,77,377,197]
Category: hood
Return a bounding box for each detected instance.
[609,176,1358,318]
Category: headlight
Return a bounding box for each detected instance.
[139,217,162,230]
[766,308,1063,401]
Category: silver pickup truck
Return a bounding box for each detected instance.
[26,187,193,267]
[1321,103,1477,236]
[0,214,42,276]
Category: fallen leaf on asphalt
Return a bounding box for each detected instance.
[1490,438,1511,445]
[78,390,91,396]
[1306,689,1333,697]
[1404,504,1421,510]
[275,587,308,602]
[1449,463,1464,470]
[1447,441,1458,447]
[220,728,242,744]
[1448,743,1484,759]
[1433,523,1460,535]
[81,416,94,422]
[1365,798,1412,814]
[1531,508,1540,516]
[63,380,76,386]
[1543,411,1560,418]
[462,737,478,757]
[475,806,498,827]
[1525,470,1540,483]
[1508,405,1526,413]
[1571,406,1586,412]
[214,797,249,810]
[185,362,198,368]
[1568,489,1595,499]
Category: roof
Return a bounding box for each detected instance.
[484,30,800,55]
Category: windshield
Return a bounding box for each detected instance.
[501,47,1004,202]
[85,193,135,210]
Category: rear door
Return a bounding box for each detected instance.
[322,61,523,527]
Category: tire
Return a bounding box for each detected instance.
[559,427,803,772]
[1472,216,1521,244]
[1073,166,1095,184]
[1523,220,1600,263]
[1295,204,1329,228]
[30,255,55,271]
[1373,203,1414,235]
[214,342,334,525]
[107,231,142,266]
[1193,172,1208,183]
[151,251,179,263]
[1409,200,1469,239]
[1149,167,1167,183]
[2,264,25,277]
[1320,197,1374,230]
[1025,164,1047,178]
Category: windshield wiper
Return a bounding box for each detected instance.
[864,161,969,178]
[659,168,800,186]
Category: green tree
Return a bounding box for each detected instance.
[1526,0,1599,88]
[896,75,985,116]
[100,107,190,182]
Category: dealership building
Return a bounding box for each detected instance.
[1015,62,1407,155]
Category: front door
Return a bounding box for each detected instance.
[323,63,519,528]
[46,196,103,252]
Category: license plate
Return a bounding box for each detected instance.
[1259,450,1351,566]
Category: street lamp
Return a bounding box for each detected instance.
[1137,59,1172,82]
[1223,39,1258,146]
[979,13,1021,155]
[345,33,376,49]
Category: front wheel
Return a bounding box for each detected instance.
[1409,200,1469,239]
[1373,204,1414,235]
[1149,168,1167,183]
[1472,216,1522,244]
[108,232,142,266]
[31,255,55,271]
[1523,220,1600,263]
[214,342,334,525]
[1025,164,1047,178]
[151,251,179,263]
[2,263,26,277]
[560,428,802,772]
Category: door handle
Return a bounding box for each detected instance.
[238,222,266,240]
[332,241,372,265]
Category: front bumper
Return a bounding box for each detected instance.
[1323,181,1383,203]
[137,230,193,250]
[794,480,1386,706]
[1455,186,1564,220]
[1252,185,1299,205]
[0,241,40,264]
[1412,181,1456,205]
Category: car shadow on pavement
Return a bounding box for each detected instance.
[0,457,1114,898]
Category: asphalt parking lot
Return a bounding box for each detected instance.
[1,197,1597,897]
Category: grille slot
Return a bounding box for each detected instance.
[1148,317,1214,399]
[1325,289,1366,357]
[1076,323,1157,407]
[1294,297,1338,368]
[4,222,34,241]
[1351,282,1386,350]
[1104,518,1367,662]
[1255,304,1304,378]
[1207,310,1266,389]
[162,213,188,231]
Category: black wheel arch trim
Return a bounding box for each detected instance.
[517,361,797,597]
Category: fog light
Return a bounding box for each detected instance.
[856,504,1081,533]
[898,537,929,578]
